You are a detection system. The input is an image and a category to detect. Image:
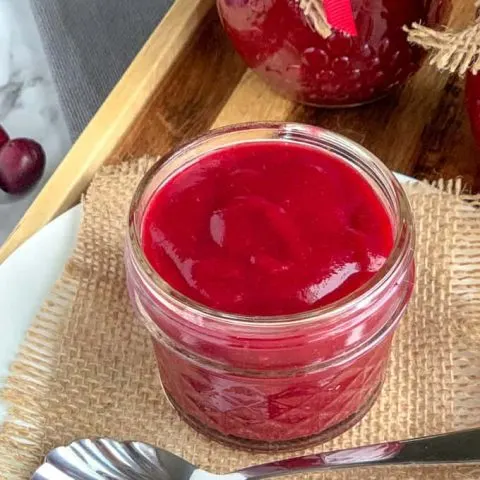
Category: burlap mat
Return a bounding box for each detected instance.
[0,158,480,479]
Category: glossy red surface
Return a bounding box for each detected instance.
[142,142,393,316]
[216,0,428,106]
[466,72,480,147]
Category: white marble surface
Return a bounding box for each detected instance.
[0,0,71,246]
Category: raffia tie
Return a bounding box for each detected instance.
[406,0,480,75]
[297,0,332,38]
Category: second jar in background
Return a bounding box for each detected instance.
[216,0,437,107]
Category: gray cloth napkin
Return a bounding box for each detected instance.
[30,0,174,140]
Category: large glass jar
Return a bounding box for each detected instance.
[125,123,415,451]
[216,0,432,106]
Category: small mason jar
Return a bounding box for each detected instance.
[125,123,415,451]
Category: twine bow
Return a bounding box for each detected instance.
[407,0,480,75]
[297,0,357,38]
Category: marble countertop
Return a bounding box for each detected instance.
[0,0,71,246]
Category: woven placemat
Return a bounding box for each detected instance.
[0,158,479,479]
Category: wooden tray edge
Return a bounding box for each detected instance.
[0,0,214,264]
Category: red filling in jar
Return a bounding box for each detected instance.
[125,123,415,450]
[216,0,430,106]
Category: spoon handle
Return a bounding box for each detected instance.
[231,429,480,479]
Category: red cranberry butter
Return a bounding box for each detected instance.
[216,0,430,106]
[125,123,415,450]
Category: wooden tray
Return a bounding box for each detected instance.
[1,0,478,263]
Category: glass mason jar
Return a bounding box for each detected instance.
[216,0,437,107]
[125,123,415,451]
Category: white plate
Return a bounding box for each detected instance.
[0,205,81,421]
[0,173,414,422]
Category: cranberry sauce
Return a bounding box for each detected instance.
[142,141,393,316]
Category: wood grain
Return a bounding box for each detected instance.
[1,0,478,263]
[110,7,245,163]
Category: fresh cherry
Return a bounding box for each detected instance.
[0,126,9,150]
[0,138,46,194]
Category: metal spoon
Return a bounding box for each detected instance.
[32,428,480,480]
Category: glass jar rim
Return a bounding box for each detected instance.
[127,122,415,327]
